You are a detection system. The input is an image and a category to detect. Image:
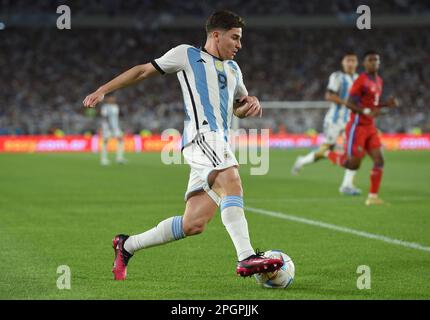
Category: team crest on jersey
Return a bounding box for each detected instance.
[215,60,224,72]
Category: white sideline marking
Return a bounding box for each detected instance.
[246,206,430,253]
[247,196,428,203]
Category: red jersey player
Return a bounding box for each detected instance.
[325,51,398,205]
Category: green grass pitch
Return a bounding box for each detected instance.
[0,150,429,299]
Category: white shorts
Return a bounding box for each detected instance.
[322,119,346,145]
[101,122,123,139]
[183,131,239,205]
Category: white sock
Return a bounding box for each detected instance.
[116,138,125,161]
[101,139,108,162]
[220,196,255,261]
[299,151,315,166]
[341,169,357,187]
[124,216,185,254]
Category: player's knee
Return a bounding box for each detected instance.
[345,159,360,170]
[226,179,242,195]
[374,157,384,168]
[315,144,333,160]
[215,171,243,196]
[349,163,360,170]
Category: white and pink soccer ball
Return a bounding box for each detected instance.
[254,250,295,289]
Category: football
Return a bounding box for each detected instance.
[254,250,295,289]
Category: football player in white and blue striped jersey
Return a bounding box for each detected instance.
[83,10,283,281]
[151,44,248,148]
[100,95,126,165]
[292,53,361,195]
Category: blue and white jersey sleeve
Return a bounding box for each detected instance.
[327,71,341,93]
[152,44,189,74]
[233,63,248,101]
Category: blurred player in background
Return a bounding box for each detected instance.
[292,53,361,195]
[83,10,284,281]
[325,51,398,205]
[100,95,126,165]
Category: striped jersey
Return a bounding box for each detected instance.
[325,71,358,124]
[151,44,248,148]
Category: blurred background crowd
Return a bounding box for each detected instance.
[3,0,430,16]
[1,0,429,135]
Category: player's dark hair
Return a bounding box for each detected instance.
[206,10,245,34]
[363,50,379,59]
[342,51,357,58]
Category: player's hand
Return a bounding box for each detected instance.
[235,96,262,118]
[369,108,381,118]
[386,96,399,108]
[83,90,105,108]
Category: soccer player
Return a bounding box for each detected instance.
[325,51,398,205]
[291,52,361,195]
[99,95,126,165]
[83,10,284,280]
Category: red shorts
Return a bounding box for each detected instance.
[345,122,382,158]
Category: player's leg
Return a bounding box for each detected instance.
[291,143,333,175]
[337,126,360,194]
[291,119,337,175]
[365,131,384,205]
[339,168,360,194]
[326,122,353,167]
[210,167,283,276]
[113,191,218,280]
[100,123,110,165]
[326,123,363,195]
[115,130,126,164]
[101,138,110,165]
[209,167,254,261]
[125,191,217,253]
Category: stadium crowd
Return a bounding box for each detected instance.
[1,25,429,135]
[2,0,430,16]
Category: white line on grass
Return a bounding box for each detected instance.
[246,206,430,253]
[247,196,428,203]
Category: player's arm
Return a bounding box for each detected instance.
[84,45,188,108]
[377,96,399,108]
[325,90,345,105]
[344,75,373,115]
[232,63,262,118]
[344,95,365,114]
[345,96,383,117]
[83,63,159,108]
[325,72,344,104]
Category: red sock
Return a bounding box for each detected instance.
[369,167,383,194]
[327,151,347,167]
